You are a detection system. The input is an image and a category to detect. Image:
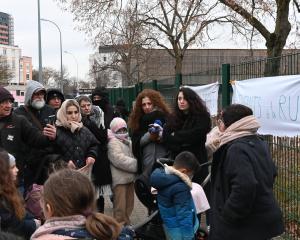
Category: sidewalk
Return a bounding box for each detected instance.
[104,193,148,225]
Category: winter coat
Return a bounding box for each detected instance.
[0,196,37,239]
[150,167,199,240]
[0,113,52,184]
[107,138,137,188]
[15,80,56,130]
[163,113,211,184]
[31,215,134,240]
[14,81,57,186]
[131,110,169,174]
[209,135,284,240]
[82,113,112,190]
[55,126,98,168]
[30,215,91,240]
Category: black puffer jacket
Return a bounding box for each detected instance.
[55,126,98,168]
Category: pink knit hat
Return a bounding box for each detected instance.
[110,117,127,133]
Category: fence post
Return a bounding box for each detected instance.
[175,73,182,89]
[139,82,144,92]
[222,64,231,108]
[152,80,158,90]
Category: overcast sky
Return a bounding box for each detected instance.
[2,0,93,81]
[1,1,272,83]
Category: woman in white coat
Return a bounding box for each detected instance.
[107,117,137,225]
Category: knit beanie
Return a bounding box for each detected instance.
[91,87,109,101]
[8,153,16,167]
[46,88,65,103]
[110,117,127,133]
[0,87,14,103]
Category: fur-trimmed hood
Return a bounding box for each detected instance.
[151,165,192,190]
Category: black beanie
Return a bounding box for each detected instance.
[91,87,109,101]
[46,88,65,104]
[0,87,14,103]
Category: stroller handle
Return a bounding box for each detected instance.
[156,158,174,167]
[131,210,159,230]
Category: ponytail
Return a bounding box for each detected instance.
[86,212,122,240]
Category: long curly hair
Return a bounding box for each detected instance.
[168,87,210,129]
[128,89,171,132]
[0,149,25,220]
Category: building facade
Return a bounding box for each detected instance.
[0,12,14,46]
[19,56,32,84]
[0,44,21,85]
[89,46,123,88]
[90,47,300,87]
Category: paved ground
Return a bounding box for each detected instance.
[104,193,148,225]
[104,195,285,239]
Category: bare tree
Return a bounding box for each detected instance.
[87,1,152,86]
[137,0,229,81]
[56,0,228,82]
[0,56,14,85]
[32,66,70,89]
[218,0,300,75]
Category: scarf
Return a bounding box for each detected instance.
[218,115,260,149]
[31,215,87,239]
[56,100,83,133]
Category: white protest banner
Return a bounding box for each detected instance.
[186,82,219,116]
[232,75,300,137]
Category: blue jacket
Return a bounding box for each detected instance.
[150,167,199,240]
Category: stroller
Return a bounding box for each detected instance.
[133,158,211,240]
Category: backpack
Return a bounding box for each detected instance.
[25,184,44,220]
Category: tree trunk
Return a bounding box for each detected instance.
[264,0,291,76]
[175,54,183,86]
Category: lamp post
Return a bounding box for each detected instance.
[37,0,43,83]
[64,50,78,94]
[41,18,63,93]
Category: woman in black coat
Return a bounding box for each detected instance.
[209,104,284,240]
[54,99,98,169]
[163,87,211,184]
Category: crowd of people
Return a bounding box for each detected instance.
[0,82,284,240]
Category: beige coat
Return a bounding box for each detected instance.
[107,138,137,188]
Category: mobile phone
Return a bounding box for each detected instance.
[46,115,56,125]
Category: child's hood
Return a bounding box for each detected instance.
[150,166,192,190]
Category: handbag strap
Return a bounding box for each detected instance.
[24,106,43,131]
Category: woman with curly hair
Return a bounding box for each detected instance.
[0,149,38,239]
[163,87,211,184]
[128,89,171,174]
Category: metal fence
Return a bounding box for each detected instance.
[108,52,300,239]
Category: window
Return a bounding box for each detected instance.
[20,91,24,96]
[16,90,20,96]
[103,56,107,61]
[26,73,30,80]
[3,49,6,55]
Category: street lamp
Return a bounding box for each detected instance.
[37,0,43,83]
[64,50,78,94]
[41,18,63,93]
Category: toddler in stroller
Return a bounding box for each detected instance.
[133,151,210,240]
